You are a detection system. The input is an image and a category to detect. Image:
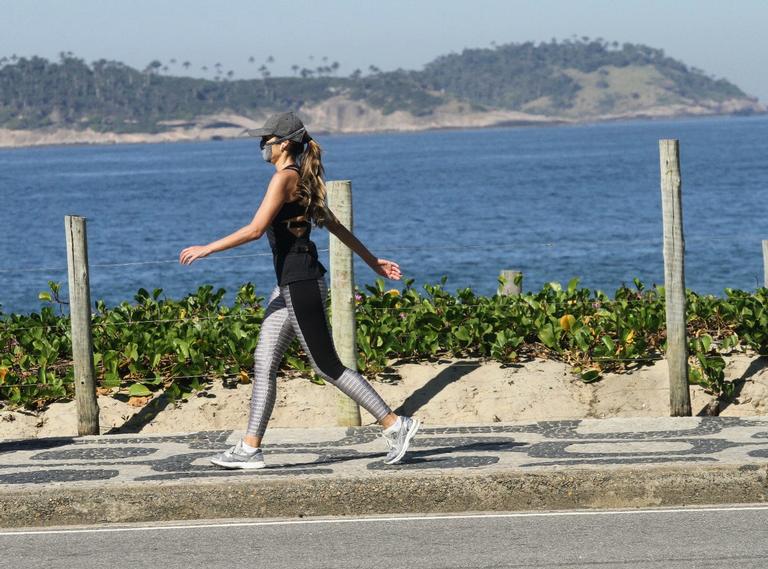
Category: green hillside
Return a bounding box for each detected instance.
[419,40,748,115]
[0,38,759,133]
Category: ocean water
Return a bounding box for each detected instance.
[1,114,767,315]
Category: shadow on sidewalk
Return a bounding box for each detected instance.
[278,439,525,470]
[0,437,76,453]
[393,360,482,416]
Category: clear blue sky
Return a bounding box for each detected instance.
[2,0,767,102]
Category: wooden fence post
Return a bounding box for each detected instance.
[326,180,362,427]
[659,140,691,417]
[64,215,100,435]
[762,240,768,288]
[498,270,523,296]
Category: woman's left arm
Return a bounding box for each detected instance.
[179,172,290,265]
[324,209,401,280]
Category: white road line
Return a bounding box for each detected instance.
[3,505,768,536]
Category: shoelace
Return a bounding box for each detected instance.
[232,441,262,459]
[229,441,250,458]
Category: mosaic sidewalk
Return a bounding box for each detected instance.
[2,417,768,527]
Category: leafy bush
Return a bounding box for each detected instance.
[1,277,764,410]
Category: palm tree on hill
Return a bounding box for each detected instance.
[144,60,162,75]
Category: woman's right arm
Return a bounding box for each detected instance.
[179,173,290,265]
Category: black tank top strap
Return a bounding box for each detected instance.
[281,164,300,173]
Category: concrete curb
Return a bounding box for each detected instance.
[2,464,768,528]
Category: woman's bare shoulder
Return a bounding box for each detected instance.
[269,170,301,203]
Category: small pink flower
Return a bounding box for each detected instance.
[399,312,406,320]
[355,293,363,302]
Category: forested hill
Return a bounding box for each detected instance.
[0,38,763,137]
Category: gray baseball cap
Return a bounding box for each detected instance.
[245,111,312,143]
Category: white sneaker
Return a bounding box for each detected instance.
[210,440,266,469]
[382,416,421,465]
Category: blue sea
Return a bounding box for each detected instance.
[1,114,767,315]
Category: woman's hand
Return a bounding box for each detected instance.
[370,258,401,280]
[179,245,213,265]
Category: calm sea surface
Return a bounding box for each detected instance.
[1,114,767,315]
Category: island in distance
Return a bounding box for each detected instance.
[0,37,764,148]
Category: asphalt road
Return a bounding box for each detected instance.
[2,505,768,568]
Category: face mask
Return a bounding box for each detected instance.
[261,144,272,162]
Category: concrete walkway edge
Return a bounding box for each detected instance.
[2,464,768,528]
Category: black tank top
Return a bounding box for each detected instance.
[266,164,327,285]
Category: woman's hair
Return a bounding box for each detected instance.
[286,138,331,228]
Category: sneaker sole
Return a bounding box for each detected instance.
[384,418,421,465]
[209,457,266,470]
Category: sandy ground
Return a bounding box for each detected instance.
[1,96,762,149]
[0,102,561,149]
[2,353,767,440]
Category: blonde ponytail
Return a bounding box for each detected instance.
[291,138,331,228]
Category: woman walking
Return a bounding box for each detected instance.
[179,111,420,469]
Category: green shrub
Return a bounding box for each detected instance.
[1,277,762,410]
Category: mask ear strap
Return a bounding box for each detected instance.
[274,127,306,144]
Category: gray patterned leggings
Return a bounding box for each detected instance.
[246,275,392,438]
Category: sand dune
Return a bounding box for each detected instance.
[2,352,767,440]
